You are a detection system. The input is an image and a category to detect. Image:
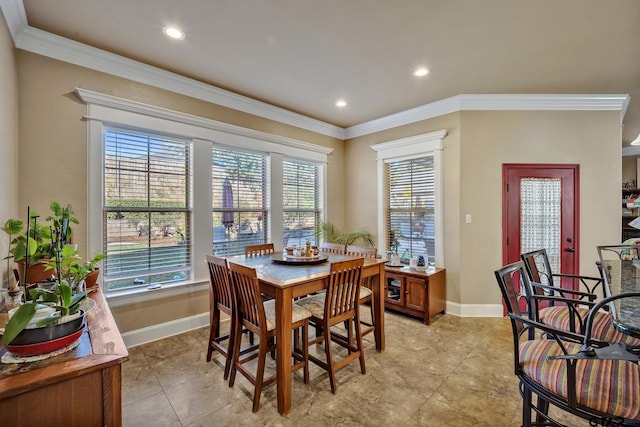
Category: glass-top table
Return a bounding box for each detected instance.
[601,259,640,338]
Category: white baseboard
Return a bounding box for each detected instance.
[122,312,211,348]
[122,302,503,348]
[446,301,504,318]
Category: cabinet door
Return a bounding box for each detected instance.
[385,273,405,307]
[405,276,425,312]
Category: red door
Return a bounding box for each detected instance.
[502,164,580,287]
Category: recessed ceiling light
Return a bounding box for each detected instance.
[413,67,430,77]
[335,100,347,108]
[162,26,185,40]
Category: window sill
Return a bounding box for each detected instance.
[105,279,209,308]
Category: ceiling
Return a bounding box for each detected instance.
[14,0,640,145]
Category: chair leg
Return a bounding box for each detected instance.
[302,323,309,384]
[324,326,337,394]
[228,319,244,388]
[355,314,366,375]
[222,314,236,380]
[252,338,268,413]
[522,382,532,427]
[206,307,219,362]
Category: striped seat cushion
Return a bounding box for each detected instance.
[359,286,372,300]
[540,307,640,346]
[539,306,591,333]
[519,339,640,419]
[263,300,312,331]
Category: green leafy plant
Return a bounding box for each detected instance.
[316,221,375,250]
[44,245,104,289]
[1,284,88,346]
[2,212,53,264]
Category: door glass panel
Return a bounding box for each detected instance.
[520,178,561,279]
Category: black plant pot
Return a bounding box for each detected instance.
[9,311,85,346]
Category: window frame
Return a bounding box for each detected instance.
[80,88,332,306]
[371,130,447,266]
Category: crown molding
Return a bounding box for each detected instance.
[1,0,631,142]
[0,0,26,40]
[75,88,333,156]
[6,15,345,139]
[345,94,630,139]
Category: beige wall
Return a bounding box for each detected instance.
[0,12,19,289]
[16,51,344,332]
[345,110,622,307]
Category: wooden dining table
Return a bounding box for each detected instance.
[227,252,387,415]
[600,259,640,338]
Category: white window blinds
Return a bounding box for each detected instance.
[283,159,321,247]
[212,146,267,256]
[103,129,192,290]
[386,156,435,263]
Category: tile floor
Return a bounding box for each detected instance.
[121,312,585,426]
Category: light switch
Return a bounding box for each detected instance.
[465,214,472,224]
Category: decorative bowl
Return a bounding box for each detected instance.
[9,311,85,346]
[7,326,84,356]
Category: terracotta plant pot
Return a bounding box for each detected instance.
[84,269,100,290]
[15,259,55,285]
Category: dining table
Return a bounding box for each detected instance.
[600,259,640,338]
[227,252,387,415]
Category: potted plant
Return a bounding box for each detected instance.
[2,202,80,289]
[1,201,101,352]
[316,221,375,252]
[44,245,104,292]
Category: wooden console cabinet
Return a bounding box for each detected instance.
[0,289,128,426]
[383,266,446,324]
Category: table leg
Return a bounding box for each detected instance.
[275,287,293,415]
[372,264,385,351]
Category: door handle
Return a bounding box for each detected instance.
[566,247,575,252]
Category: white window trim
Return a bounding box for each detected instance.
[79,88,332,306]
[370,129,447,266]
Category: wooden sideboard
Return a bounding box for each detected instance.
[383,266,446,324]
[0,289,128,426]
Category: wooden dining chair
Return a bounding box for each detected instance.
[495,261,640,426]
[344,245,377,342]
[320,241,345,255]
[205,254,237,380]
[244,243,275,257]
[296,258,366,394]
[227,262,311,412]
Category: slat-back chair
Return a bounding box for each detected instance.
[244,243,275,257]
[205,254,236,380]
[227,262,310,412]
[495,261,640,426]
[320,242,345,255]
[296,258,366,394]
[344,245,377,342]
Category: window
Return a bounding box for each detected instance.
[212,146,267,256]
[371,130,446,266]
[80,88,332,301]
[103,128,191,290]
[386,156,435,263]
[283,159,322,247]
